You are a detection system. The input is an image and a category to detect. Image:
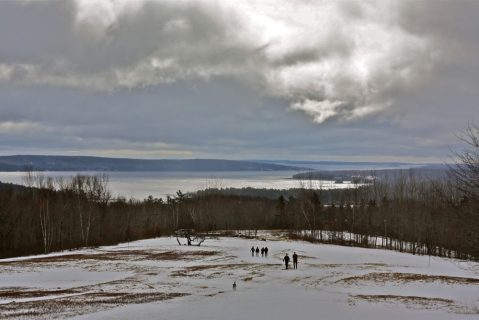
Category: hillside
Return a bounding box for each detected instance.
[1,233,477,319]
[0,155,307,172]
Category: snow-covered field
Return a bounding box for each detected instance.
[1,233,478,319]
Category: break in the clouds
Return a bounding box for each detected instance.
[0,0,450,123]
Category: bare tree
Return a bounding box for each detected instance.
[39,197,53,254]
[70,174,110,247]
[450,123,479,201]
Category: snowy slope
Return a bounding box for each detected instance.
[1,234,478,319]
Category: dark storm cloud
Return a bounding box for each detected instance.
[0,0,464,121]
[0,0,255,88]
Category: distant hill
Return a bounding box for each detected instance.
[0,180,26,190]
[254,160,426,171]
[0,155,309,172]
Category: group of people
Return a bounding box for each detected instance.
[282,252,298,270]
[249,246,299,270]
[236,247,299,290]
[251,246,269,257]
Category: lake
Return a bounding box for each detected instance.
[0,171,357,200]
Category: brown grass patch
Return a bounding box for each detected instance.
[205,290,225,297]
[338,272,479,285]
[146,250,219,261]
[297,254,314,259]
[0,250,220,267]
[306,263,388,269]
[351,294,456,309]
[170,263,257,278]
[0,288,80,299]
[0,251,145,266]
[0,275,152,302]
[306,263,342,269]
[350,294,479,314]
[0,291,188,319]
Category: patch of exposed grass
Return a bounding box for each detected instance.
[352,294,454,304]
[0,291,188,319]
[0,249,220,267]
[338,272,479,285]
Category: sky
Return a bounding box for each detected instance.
[0,0,478,163]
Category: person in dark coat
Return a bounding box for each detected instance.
[256,247,260,256]
[292,252,298,269]
[233,281,237,291]
[251,246,255,256]
[264,247,268,257]
[283,253,290,269]
[261,247,264,257]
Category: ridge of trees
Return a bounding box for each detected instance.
[0,171,477,260]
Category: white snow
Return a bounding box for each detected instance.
[1,233,478,319]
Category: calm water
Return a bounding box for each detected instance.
[0,171,356,200]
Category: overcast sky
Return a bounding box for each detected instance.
[0,0,478,162]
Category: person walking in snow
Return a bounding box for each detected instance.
[233,281,237,291]
[261,247,265,257]
[283,253,290,270]
[264,247,268,257]
[256,247,260,256]
[251,246,255,256]
[292,252,298,269]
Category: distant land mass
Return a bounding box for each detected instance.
[292,164,449,181]
[254,160,427,171]
[0,155,310,172]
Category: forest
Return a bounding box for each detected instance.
[0,125,478,260]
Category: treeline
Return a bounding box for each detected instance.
[195,186,369,201]
[0,174,281,258]
[0,171,478,260]
[279,176,478,260]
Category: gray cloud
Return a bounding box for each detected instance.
[0,0,254,88]
[1,0,473,123]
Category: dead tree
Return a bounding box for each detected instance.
[450,123,479,201]
[175,229,205,246]
[39,198,53,254]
